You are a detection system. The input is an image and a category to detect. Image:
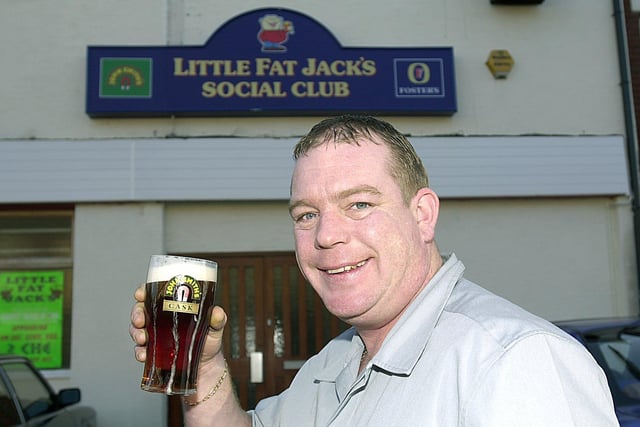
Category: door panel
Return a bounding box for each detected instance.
[168,253,348,426]
[264,255,348,395]
[218,256,265,409]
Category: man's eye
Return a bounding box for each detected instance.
[297,212,317,222]
[352,202,371,210]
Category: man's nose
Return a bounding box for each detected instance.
[314,211,349,249]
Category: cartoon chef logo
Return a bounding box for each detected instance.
[257,14,295,52]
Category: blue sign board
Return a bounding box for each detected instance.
[86,8,457,117]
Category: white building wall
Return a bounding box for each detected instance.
[72,204,166,427]
[0,1,635,427]
[165,203,294,253]
[438,197,638,319]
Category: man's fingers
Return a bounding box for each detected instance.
[130,302,146,328]
[130,284,147,363]
[131,284,148,364]
[134,283,145,302]
[129,323,147,345]
[134,345,147,362]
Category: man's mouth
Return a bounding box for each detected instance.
[326,260,366,274]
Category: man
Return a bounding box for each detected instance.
[130,115,618,426]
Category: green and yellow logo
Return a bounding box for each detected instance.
[99,57,152,98]
[163,275,202,314]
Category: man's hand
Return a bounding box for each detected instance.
[129,284,228,363]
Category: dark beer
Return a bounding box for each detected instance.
[141,256,217,395]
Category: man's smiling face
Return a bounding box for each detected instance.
[289,138,435,329]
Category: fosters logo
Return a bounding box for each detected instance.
[394,58,446,98]
[99,57,152,98]
[162,275,202,315]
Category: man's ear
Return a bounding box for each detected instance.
[413,188,439,242]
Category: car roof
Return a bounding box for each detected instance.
[554,316,640,334]
[0,355,32,364]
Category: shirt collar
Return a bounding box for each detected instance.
[374,253,464,375]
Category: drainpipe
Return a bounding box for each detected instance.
[613,0,640,308]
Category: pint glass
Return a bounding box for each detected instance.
[141,255,217,395]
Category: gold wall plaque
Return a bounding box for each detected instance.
[486,50,515,78]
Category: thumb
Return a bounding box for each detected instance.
[200,306,227,362]
[209,305,227,332]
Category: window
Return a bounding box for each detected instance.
[0,369,21,425]
[4,361,54,419]
[0,208,73,370]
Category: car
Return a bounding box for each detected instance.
[0,355,96,426]
[555,317,640,426]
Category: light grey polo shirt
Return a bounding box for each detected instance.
[251,254,618,426]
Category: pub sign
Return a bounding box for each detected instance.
[0,271,65,369]
[86,8,457,117]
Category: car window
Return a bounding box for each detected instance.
[587,330,640,406]
[2,362,54,419]
[0,374,22,426]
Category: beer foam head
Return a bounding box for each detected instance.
[147,255,217,282]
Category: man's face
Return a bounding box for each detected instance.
[289,139,437,329]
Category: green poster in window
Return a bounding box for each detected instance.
[0,271,64,369]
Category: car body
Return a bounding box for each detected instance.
[555,317,640,426]
[0,355,96,426]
